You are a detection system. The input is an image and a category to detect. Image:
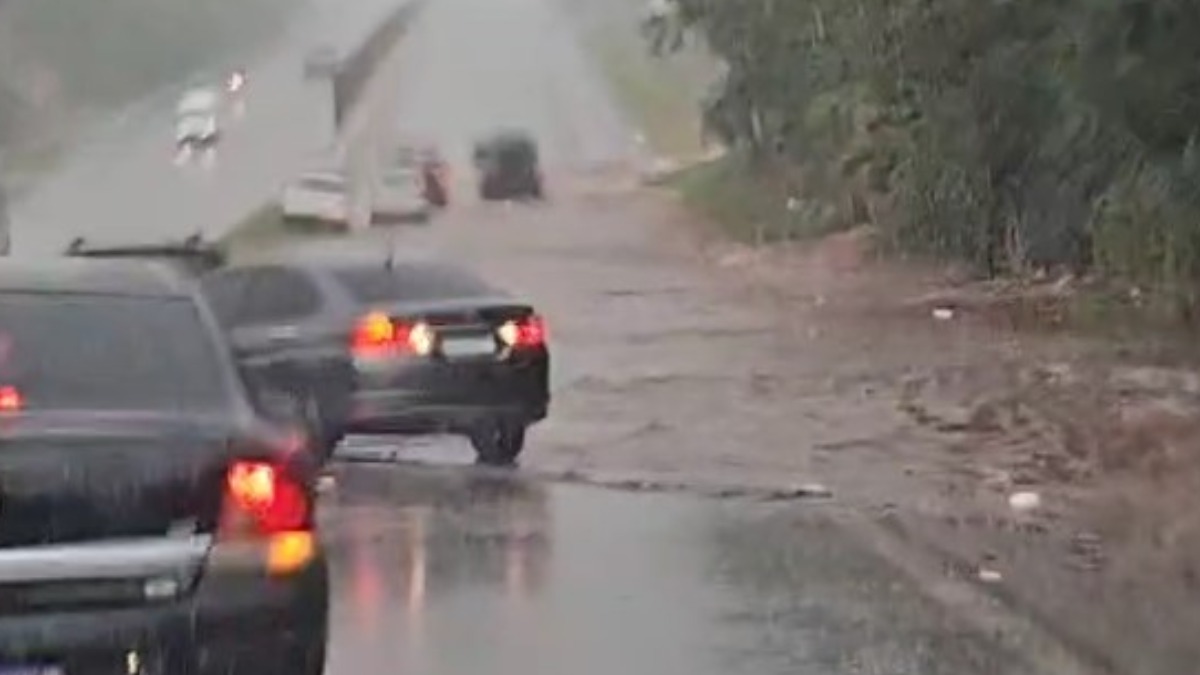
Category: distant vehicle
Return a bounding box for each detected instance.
[389,143,449,208]
[227,69,247,95]
[282,169,352,229]
[175,87,220,147]
[0,258,329,675]
[197,248,551,465]
[371,166,432,224]
[0,182,10,256]
[304,46,340,79]
[472,130,543,201]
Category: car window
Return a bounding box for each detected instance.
[239,267,323,325]
[0,293,231,413]
[332,263,493,304]
[200,269,255,327]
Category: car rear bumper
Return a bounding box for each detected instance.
[0,550,328,672]
[345,354,549,434]
[347,396,548,434]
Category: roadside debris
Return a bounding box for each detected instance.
[932,307,955,321]
[763,482,834,501]
[977,567,1004,583]
[1008,491,1041,513]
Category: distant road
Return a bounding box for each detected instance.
[13,0,408,256]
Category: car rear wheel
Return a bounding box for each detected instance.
[470,422,526,466]
[273,637,326,675]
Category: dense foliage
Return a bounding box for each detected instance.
[670,0,1200,301]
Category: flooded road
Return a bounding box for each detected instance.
[322,464,1021,675]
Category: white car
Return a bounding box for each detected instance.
[282,170,352,228]
[176,88,220,147]
[371,167,431,224]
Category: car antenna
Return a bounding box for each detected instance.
[385,233,398,270]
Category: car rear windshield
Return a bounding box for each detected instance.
[333,263,494,304]
[300,176,345,192]
[0,293,231,413]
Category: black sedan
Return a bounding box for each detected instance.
[197,249,550,466]
[0,259,328,675]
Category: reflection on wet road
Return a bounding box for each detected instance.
[322,464,1021,675]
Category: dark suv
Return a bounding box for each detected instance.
[0,258,328,675]
[472,130,543,201]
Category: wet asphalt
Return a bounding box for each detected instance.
[10,0,1061,670]
[322,463,1019,675]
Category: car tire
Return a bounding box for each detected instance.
[214,635,325,675]
[276,637,326,675]
[470,422,526,466]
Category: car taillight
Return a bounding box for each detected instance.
[220,460,314,574]
[223,461,308,534]
[498,315,546,349]
[0,386,22,413]
[351,312,435,357]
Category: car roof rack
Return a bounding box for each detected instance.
[63,232,226,275]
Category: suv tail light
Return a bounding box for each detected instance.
[0,386,22,413]
[219,460,314,575]
[497,315,546,349]
[351,312,435,357]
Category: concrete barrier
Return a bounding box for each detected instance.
[331,0,424,129]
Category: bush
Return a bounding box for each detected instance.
[670,0,1200,315]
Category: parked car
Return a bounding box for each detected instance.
[472,130,543,201]
[197,247,550,465]
[175,88,221,148]
[282,169,352,229]
[0,258,328,675]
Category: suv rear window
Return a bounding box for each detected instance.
[0,293,231,413]
[333,263,493,304]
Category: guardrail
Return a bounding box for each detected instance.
[331,0,424,129]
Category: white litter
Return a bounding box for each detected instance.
[1008,491,1041,512]
[977,568,1003,583]
[932,307,955,321]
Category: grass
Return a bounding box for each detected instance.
[666,153,843,245]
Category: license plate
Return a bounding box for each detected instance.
[441,336,495,358]
[0,666,63,675]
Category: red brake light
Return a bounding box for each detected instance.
[0,386,22,413]
[350,312,434,357]
[222,460,308,535]
[498,315,546,349]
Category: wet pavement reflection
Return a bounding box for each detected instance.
[321,462,1024,675]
